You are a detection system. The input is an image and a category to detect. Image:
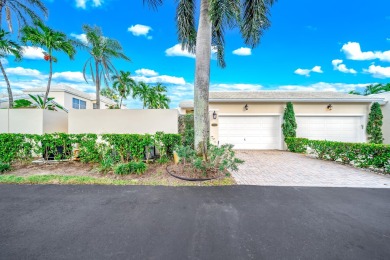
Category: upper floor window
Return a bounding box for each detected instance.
[72,98,86,109]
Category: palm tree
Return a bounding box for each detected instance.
[82,25,130,109]
[0,29,22,108]
[155,92,170,109]
[0,0,48,33]
[144,0,276,154]
[349,83,390,96]
[21,20,76,104]
[133,81,150,109]
[112,70,136,108]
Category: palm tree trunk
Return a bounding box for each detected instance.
[95,61,100,109]
[119,96,123,108]
[44,56,53,105]
[0,59,13,108]
[194,0,212,157]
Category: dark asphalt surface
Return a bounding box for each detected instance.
[0,185,389,260]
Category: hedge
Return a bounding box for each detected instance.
[285,137,390,173]
[0,133,181,164]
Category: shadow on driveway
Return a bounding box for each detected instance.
[0,185,389,259]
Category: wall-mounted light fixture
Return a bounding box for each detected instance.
[212,111,217,119]
[244,104,249,111]
[327,104,333,111]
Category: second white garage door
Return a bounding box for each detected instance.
[218,116,281,150]
[296,116,364,143]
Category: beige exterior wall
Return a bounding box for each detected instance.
[69,109,178,134]
[208,102,370,147]
[63,92,92,110]
[43,110,68,133]
[0,110,8,132]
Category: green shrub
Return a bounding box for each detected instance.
[0,162,10,173]
[155,132,182,159]
[367,102,383,144]
[178,114,194,148]
[285,137,390,173]
[114,161,148,175]
[282,102,297,139]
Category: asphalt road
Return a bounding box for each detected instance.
[0,185,389,260]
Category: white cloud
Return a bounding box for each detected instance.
[232,47,252,56]
[294,66,323,77]
[363,65,390,78]
[5,67,41,77]
[210,83,263,91]
[165,44,195,58]
[20,46,46,60]
[52,71,86,82]
[341,42,390,62]
[70,33,88,44]
[75,0,102,9]
[277,82,372,92]
[331,59,357,74]
[135,69,158,77]
[128,24,152,38]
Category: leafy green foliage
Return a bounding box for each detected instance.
[13,99,33,108]
[178,114,194,148]
[285,137,390,173]
[349,83,390,96]
[367,102,383,144]
[155,132,182,160]
[133,82,170,109]
[282,102,297,139]
[28,94,66,111]
[0,162,10,173]
[112,71,137,108]
[114,161,147,175]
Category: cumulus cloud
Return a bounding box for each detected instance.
[331,59,357,74]
[341,42,390,62]
[132,75,186,85]
[5,67,41,77]
[70,33,88,44]
[75,0,102,9]
[232,47,252,56]
[294,66,323,77]
[52,71,86,82]
[363,65,390,78]
[165,44,195,58]
[135,68,158,77]
[20,46,46,60]
[128,24,152,38]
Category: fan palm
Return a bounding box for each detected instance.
[0,0,48,33]
[112,70,136,108]
[0,29,22,108]
[82,25,130,109]
[144,0,276,154]
[21,20,76,104]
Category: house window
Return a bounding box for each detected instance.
[72,98,86,109]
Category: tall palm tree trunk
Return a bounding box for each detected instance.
[194,0,212,157]
[0,59,13,108]
[44,56,53,105]
[95,61,100,109]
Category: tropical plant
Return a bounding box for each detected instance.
[282,102,297,139]
[133,81,170,109]
[0,29,22,108]
[28,94,66,111]
[112,70,136,108]
[366,102,383,144]
[100,87,119,104]
[82,24,130,109]
[144,0,276,155]
[21,20,77,105]
[349,83,390,96]
[13,98,32,108]
[0,0,48,33]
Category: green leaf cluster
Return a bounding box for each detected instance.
[282,102,297,139]
[114,162,147,175]
[367,102,383,144]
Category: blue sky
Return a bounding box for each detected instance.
[0,0,389,108]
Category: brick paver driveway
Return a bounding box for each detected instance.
[234,150,390,188]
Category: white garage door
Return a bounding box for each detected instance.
[296,116,364,143]
[218,116,281,150]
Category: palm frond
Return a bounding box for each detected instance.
[176,0,196,53]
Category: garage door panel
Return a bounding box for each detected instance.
[296,116,363,143]
[218,116,280,150]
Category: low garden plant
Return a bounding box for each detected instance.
[114,161,148,175]
[285,137,390,173]
[0,162,10,173]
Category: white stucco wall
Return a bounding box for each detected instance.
[0,110,8,132]
[43,110,68,133]
[68,109,178,134]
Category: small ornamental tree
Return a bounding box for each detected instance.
[366,102,383,144]
[282,102,297,139]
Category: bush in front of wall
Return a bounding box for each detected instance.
[366,102,383,144]
[178,114,194,148]
[0,162,10,173]
[282,102,297,139]
[114,161,148,175]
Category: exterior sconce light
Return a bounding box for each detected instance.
[327,104,333,111]
[212,111,217,119]
[244,104,249,111]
